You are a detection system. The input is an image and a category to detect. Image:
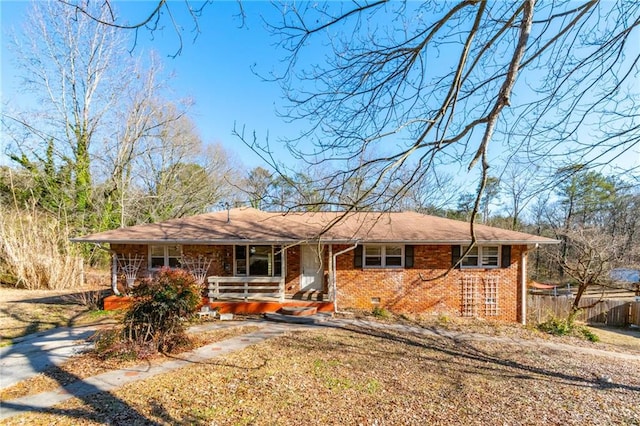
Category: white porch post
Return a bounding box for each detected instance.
[521,249,527,325]
[279,247,286,302]
[328,244,334,302]
[111,253,120,296]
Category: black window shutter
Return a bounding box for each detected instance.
[405,245,414,268]
[501,245,511,268]
[451,245,461,269]
[354,245,363,268]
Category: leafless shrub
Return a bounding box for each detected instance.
[62,290,104,310]
[0,207,84,289]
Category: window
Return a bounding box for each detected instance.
[235,245,282,276]
[461,245,500,268]
[149,245,181,269]
[363,245,404,268]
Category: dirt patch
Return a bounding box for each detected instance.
[3,325,639,425]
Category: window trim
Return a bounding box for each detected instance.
[234,244,282,277]
[460,245,501,269]
[148,244,182,270]
[362,244,405,269]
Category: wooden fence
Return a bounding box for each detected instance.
[528,295,640,327]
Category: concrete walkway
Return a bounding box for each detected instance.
[0,320,317,420]
[1,316,638,421]
[0,325,99,390]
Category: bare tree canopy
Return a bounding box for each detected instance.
[268,1,638,210]
[1,0,236,232]
[67,1,640,217]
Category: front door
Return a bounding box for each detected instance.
[300,244,323,291]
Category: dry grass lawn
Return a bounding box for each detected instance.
[0,285,116,345]
[3,323,640,425]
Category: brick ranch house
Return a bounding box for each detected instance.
[73,207,558,324]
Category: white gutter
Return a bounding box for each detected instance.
[331,242,359,313]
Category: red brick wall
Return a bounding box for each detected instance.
[332,244,526,322]
[111,242,526,322]
[182,245,233,277]
[110,244,233,279]
[284,246,300,293]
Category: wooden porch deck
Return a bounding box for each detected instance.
[206,299,334,315]
[103,294,334,314]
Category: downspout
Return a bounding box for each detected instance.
[331,242,359,313]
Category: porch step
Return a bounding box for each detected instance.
[265,312,332,325]
[280,306,317,317]
[291,291,326,301]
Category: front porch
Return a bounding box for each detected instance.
[207,299,334,315]
[103,294,333,314]
[205,275,332,314]
[103,274,333,314]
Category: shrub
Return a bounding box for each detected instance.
[62,289,105,310]
[93,327,156,361]
[579,327,600,342]
[94,268,202,359]
[372,306,391,320]
[538,315,573,336]
[537,311,599,342]
[123,268,202,352]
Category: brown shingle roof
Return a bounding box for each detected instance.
[72,207,558,245]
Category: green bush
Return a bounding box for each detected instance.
[123,268,202,352]
[372,306,391,319]
[579,327,600,342]
[538,315,573,336]
[537,311,599,342]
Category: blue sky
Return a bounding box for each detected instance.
[1,1,638,186]
[1,1,300,170]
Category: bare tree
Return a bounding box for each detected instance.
[556,227,626,311]
[132,106,235,222]
[499,159,545,230]
[4,0,125,220]
[61,2,639,236]
[264,1,638,233]
[242,167,274,210]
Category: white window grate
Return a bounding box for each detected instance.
[484,277,499,316]
[461,276,479,317]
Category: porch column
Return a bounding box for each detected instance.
[328,244,334,301]
[521,249,527,325]
[111,253,120,296]
[279,247,286,302]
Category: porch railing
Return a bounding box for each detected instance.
[207,276,284,302]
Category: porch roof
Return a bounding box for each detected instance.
[72,207,558,246]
